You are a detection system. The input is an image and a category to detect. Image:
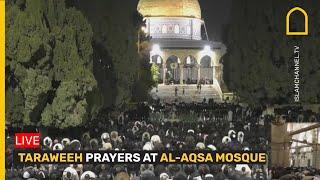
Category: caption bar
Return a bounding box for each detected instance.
[14,151,267,164]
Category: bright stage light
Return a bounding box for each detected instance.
[200,45,215,59]
[141,26,148,33]
[186,56,191,64]
[150,44,163,62]
[157,56,162,64]
[152,44,160,52]
[204,45,211,52]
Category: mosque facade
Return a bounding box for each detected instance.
[137,0,227,102]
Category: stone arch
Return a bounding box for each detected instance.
[183,55,198,84]
[150,55,163,67]
[183,55,197,67]
[200,55,212,68]
[200,55,213,84]
[166,55,180,84]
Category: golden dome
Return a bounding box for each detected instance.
[137,0,201,19]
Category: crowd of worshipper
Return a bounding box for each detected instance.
[5,101,271,180]
[273,106,320,123]
[271,166,320,180]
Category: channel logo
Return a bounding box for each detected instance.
[286,7,308,36]
[15,133,40,149]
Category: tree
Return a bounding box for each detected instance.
[41,68,97,128]
[5,87,24,126]
[151,64,159,84]
[5,0,100,128]
[223,0,320,105]
[76,0,154,107]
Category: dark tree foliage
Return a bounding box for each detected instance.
[76,0,154,108]
[223,0,320,105]
[6,0,101,128]
[6,0,154,128]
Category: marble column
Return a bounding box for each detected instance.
[197,65,201,84]
[180,65,184,84]
[163,63,166,85]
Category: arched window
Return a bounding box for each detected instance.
[150,55,163,66]
[184,56,197,67]
[162,25,167,34]
[200,56,212,68]
[174,25,180,34]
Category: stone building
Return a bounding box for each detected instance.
[272,123,320,168]
[137,0,227,102]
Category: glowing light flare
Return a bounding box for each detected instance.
[204,45,211,52]
[157,56,162,64]
[186,56,191,64]
[199,45,216,63]
[150,44,163,57]
[141,26,148,33]
[150,44,163,64]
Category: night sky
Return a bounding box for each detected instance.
[77,0,233,42]
[199,0,232,41]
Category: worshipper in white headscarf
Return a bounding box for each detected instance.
[207,144,217,151]
[151,135,161,145]
[196,142,205,150]
[222,136,231,145]
[143,142,153,151]
[237,131,244,144]
[101,133,110,143]
[43,136,53,150]
[236,164,252,178]
[69,139,81,151]
[80,171,97,180]
[53,143,64,151]
[101,142,113,150]
[159,173,169,180]
[61,138,71,149]
[63,167,79,180]
[228,130,236,139]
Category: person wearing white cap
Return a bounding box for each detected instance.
[207,144,217,151]
[160,173,169,180]
[196,142,205,150]
[22,171,31,179]
[235,164,252,178]
[204,174,214,180]
[187,129,195,134]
